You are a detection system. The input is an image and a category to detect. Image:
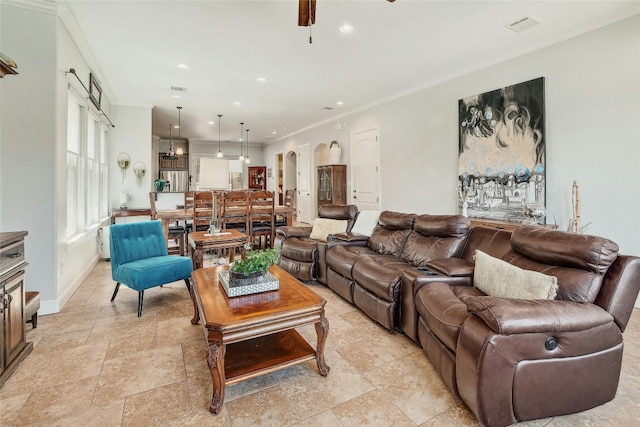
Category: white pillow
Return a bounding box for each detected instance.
[474,250,558,300]
[350,210,381,236]
[309,218,348,242]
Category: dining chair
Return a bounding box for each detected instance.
[109,221,192,317]
[249,190,275,249]
[184,191,195,233]
[222,190,250,233]
[193,190,214,232]
[275,188,296,227]
[149,192,185,256]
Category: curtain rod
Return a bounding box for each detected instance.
[65,68,115,127]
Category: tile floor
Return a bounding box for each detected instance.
[1,260,640,426]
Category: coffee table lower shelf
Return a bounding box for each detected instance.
[225,329,316,385]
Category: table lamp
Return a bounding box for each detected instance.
[199,158,230,234]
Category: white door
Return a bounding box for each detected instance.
[297,143,312,224]
[351,128,380,210]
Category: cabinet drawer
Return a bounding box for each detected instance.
[0,241,25,277]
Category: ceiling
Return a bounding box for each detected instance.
[61,0,638,146]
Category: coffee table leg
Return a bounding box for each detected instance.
[190,286,200,325]
[207,341,226,414]
[192,247,204,270]
[315,315,330,376]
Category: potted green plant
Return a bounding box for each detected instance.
[230,247,281,281]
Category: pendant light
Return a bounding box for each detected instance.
[245,128,250,164]
[216,114,224,158]
[176,106,184,155]
[238,122,245,161]
[168,123,175,157]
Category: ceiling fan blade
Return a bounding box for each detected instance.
[298,0,316,27]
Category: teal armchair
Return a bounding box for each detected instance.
[109,220,193,316]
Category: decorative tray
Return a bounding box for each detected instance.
[218,270,279,297]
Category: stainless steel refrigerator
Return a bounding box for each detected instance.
[159,170,189,192]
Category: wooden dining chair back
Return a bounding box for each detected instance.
[249,190,275,249]
[183,191,195,233]
[193,191,214,232]
[149,192,185,255]
[284,189,295,207]
[222,190,250,232]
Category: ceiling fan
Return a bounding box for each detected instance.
[298,0,395,43]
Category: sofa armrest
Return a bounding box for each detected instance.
[276,226,313,239]
[331,232,370,243]
[466,297,614,335]
[427,258,474,277]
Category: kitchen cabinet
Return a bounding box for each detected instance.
[1,231,32,387]
[317,165,346,206]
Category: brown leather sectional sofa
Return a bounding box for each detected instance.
[277,208,640,426]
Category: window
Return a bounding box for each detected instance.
[66,87,109,240]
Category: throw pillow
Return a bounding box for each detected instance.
[350,210,381,236]
[309,218,348,242]
[474,250,558,300]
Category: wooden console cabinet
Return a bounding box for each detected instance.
[248,166,266,190]
[0,231,32,387]
[317,165,346,206]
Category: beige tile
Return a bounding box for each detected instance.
[364,350,459,425]
[93,344,186,403]
[30,327,92,355]
[280,349,376,418]
[168,410,232,426]
[0,392,29,426]
[181,338,207,366]
[332,389,416,427]
[122,381,191,426]
[11,376,98,426]
[156,315,204,346]
[104,332,159,360]
[87,311,157,343]
[1,340,108,395]
[419,402,481,426]
[225,384,302,427]
[289,409,344,427]
[49,399,125,427]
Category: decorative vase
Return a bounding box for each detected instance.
[329,141,341,164]
[154,179,166,192]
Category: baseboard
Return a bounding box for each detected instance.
[38,253,102,315]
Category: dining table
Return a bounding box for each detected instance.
[155,205,295,248]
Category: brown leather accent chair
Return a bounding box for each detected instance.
[275,205,358,281]
[414,225,640,426]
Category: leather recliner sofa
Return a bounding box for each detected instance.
[275,204,358,281]
[325,211,471,330]
[412,225,640,426]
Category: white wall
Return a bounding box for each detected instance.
[264,16,640,257]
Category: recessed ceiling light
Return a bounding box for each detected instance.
[234,101,242,106]
[174,125,180,129]
[172,94,180,98]
[336,101,344,106]
[257,77,267,83]
[339,24,354,34]
[272,131,277,135]
[208,121,215,125]
[177,64,189,69]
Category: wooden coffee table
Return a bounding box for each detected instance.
[188,229,247,269]
[190,264,330,414]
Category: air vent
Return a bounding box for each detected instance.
[505,16,541,33]
[171,86,186,92]
[322,106,334,110]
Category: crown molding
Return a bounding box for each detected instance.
[1,0,57,15]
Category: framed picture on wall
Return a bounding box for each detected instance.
[458,77,546,224]
[89,72,102,109]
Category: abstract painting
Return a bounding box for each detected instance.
[458,77,545,224]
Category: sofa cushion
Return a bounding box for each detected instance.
[309,218,348,242]
[413,214,470,238]
[281,237,318,261]
[474,250,558,300]
[352,257,408,301]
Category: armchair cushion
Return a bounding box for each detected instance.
[474,250,558,300]
[309,218,348,242]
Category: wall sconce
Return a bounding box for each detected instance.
[117,152,131,183]
[133,161,146,183]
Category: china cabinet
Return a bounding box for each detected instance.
[248,166,266,190]
[317,165,346,206]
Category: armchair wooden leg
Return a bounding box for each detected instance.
[184,278,191,292]
[137,291,144,317]
[111,283,121,301]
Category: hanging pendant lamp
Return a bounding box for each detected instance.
[239,122,245,161]
[176,106,184,155]
[168,123,175,157]
[216,114,224,158]
[245,129,250,164]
